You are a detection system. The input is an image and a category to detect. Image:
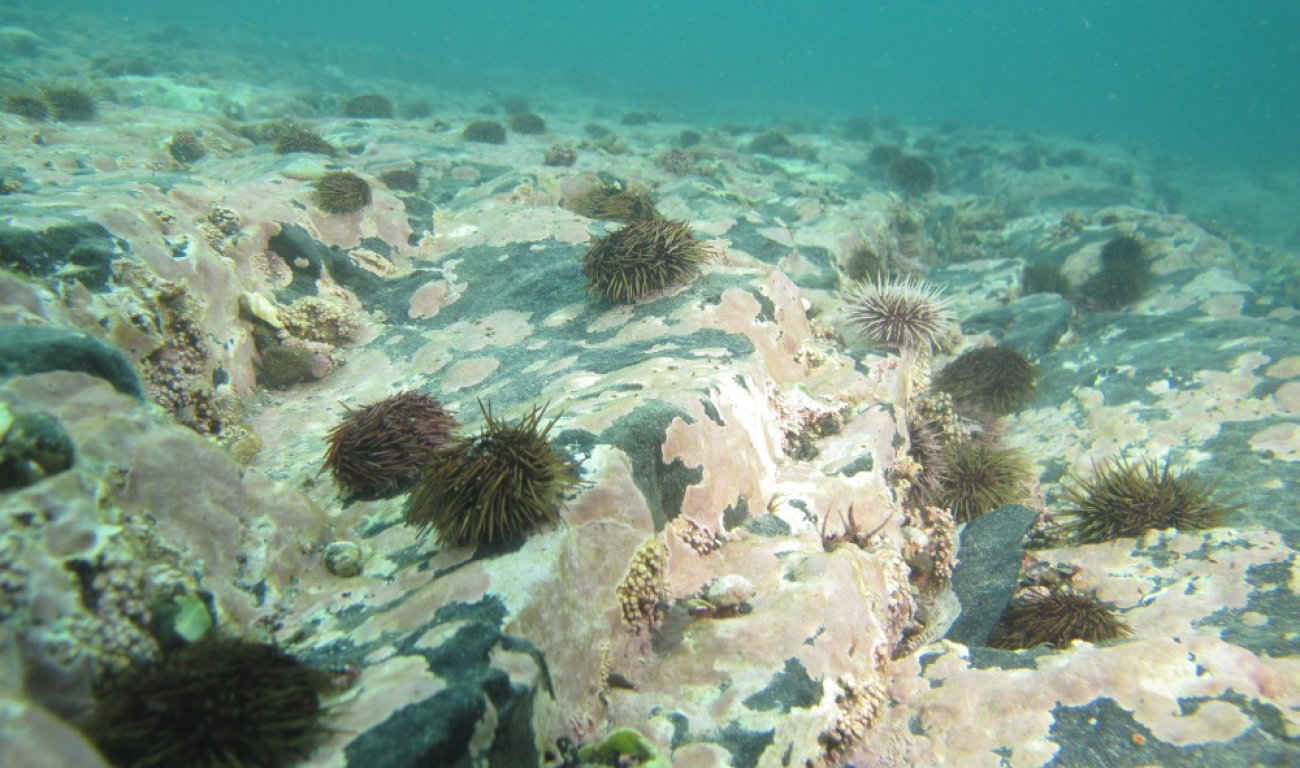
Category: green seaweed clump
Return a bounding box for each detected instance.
[576,728,670,767]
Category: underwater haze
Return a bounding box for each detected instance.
[63,0,1300,169]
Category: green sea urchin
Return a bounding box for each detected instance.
[86,636,333,768]
[1057,456,1238,544]
[323,391,458,497]
[934,346,1038,416]
[583,218,705,303]
[344,93,394,119]
[885,155,937,196]
[314,171,371,214]
[1079,234,1152,309]
[937,438,1030,522]
[507,112,546,134]
[3,92,49,120]
[405,402,583,549]
[570,184,660,223]
[843,275,952,351]
[989,589,1132,650]
[42,84,96,121]
[462,120,507,144]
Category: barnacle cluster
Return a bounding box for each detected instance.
[616,538,667,631]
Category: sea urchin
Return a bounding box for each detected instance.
[934,345,1038,416]
[843,275,952,351]
[583,218,705,303]
[314,171,372,214]
[323,391,457,497]
[405,401,583,549]
[937,438,1030,523]
[86,636,333,768]
[989,589,1132,650]
[1058,455,1238,544]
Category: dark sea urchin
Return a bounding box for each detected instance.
[989,590,1132,650]
[1058,456,1239,544]
[323,391,457,497]
[843,276,952,351]
[314,171,372,214]
[405,402,583,549]
[937,439,1030,523]
[934,345,1038,416]
[86,637,332,768]
[583,218,705,303]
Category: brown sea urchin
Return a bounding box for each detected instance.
[405,401,583,549]
[989,589,1132,650]
[843,275,952,351]
[934,345,1038,416]
[1057,455,1239,544]
[86,636,333,768]
[314,171,372,214]
[937,438,1030,523]
[323,391,457,497]
[583,218,705,303]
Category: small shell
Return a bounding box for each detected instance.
[704,574,756,609]
[324,541,364,577]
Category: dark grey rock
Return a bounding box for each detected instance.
[944,503,1040,647]
[965,292,1074,356]
[1046,696,1300,767]
[0,323,141,397]
[0,410,75,490]
[0,221,123,290]
[337,597,550,768]
[742,657,821,713]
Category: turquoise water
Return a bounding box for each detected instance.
[49,0,1300,169]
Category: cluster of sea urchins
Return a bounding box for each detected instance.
[323,392,582,548]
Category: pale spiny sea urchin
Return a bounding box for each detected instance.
[405,401,583,548]
[843,276,953,351]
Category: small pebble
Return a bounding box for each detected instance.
[324,541,364,577]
